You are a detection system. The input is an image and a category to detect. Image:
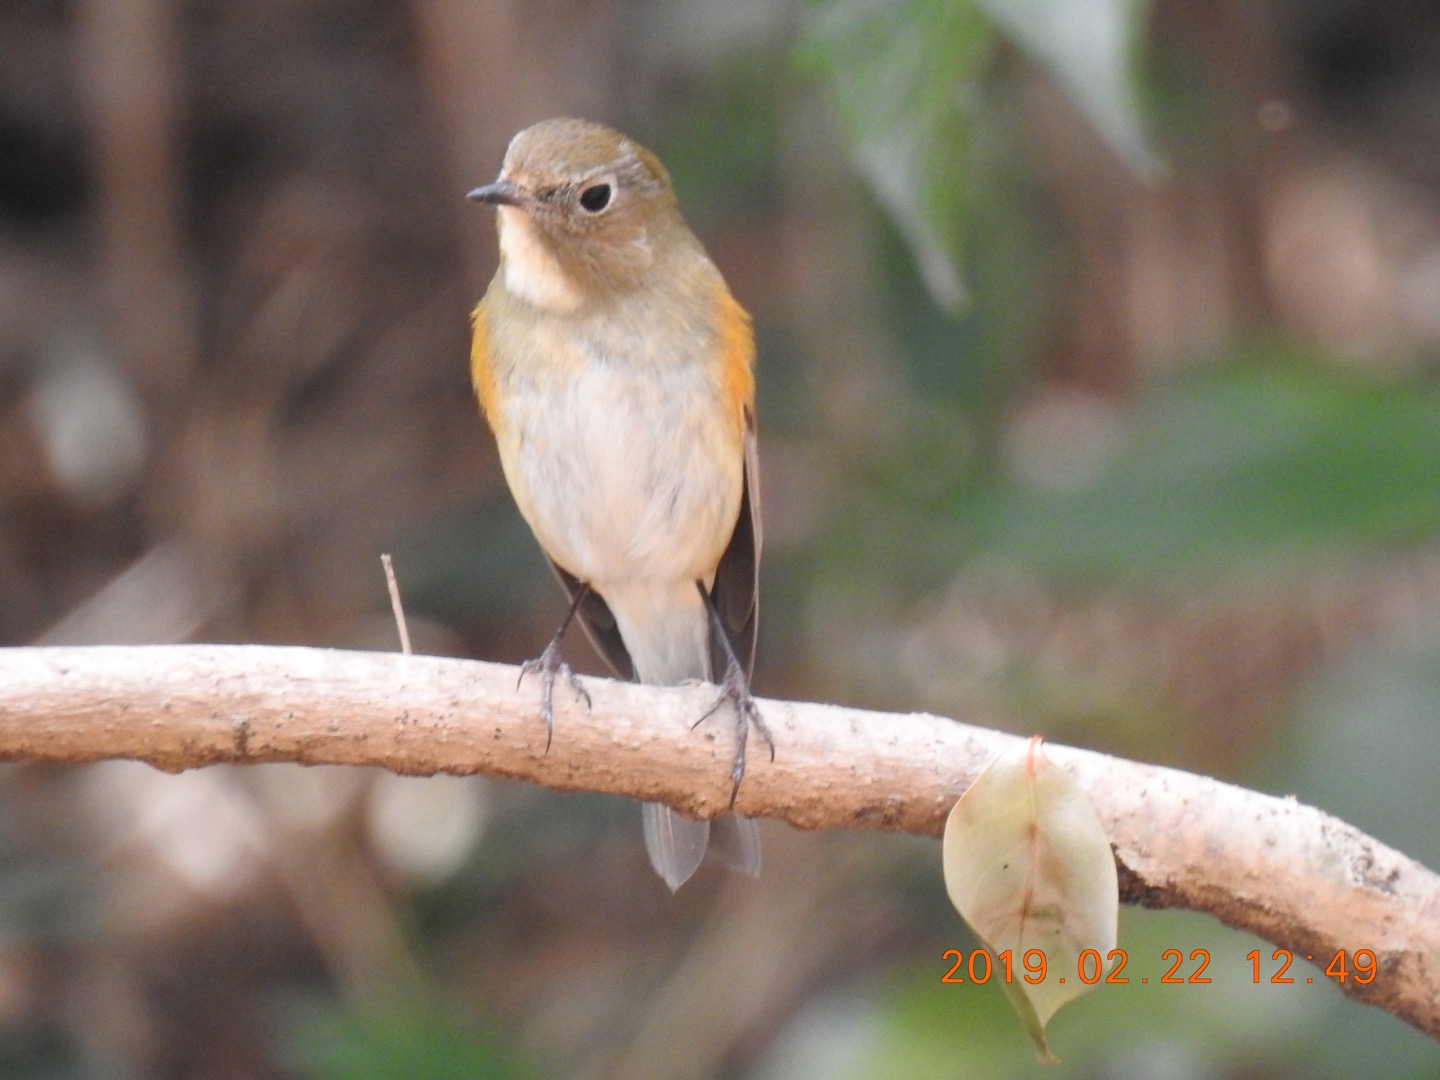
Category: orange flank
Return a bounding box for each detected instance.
[469,306,500,432]
[717,290,755,431]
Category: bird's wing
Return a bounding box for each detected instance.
[707,407,760,681]
[546,559,637,682]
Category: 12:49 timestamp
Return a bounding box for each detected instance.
[1247,947,1378,985]
[941,947,1378,986]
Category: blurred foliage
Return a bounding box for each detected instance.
[798,0,993,310]
[964,361,1440,579]
[976,0,1155,170]
[801,0,1153,311]
[289,1005,536,1080]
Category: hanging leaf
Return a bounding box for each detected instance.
[942,736,1118,1062]
[975,0,1157,174]
[800,0,1157,310]
[799,0,996,310]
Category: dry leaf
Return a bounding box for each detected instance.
[943,736,1118,1062]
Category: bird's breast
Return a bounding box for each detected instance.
[493,333,744,588]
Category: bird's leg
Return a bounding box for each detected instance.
[694,582,774,807]
[518,584,592,751]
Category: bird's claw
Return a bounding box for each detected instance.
[518,638,590,751]
[695,656,774,807]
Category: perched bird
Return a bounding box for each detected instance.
[467,118,770,890]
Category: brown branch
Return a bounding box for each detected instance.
[1,643,1436,1038]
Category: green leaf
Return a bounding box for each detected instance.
[800,0,997,310]
[943,737,1118,1062]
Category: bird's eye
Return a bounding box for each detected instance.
[579,183,612,213]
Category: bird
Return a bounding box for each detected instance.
[467,117,771,891]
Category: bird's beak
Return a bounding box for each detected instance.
[467,180,525,207]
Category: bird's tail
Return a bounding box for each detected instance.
[643,803,759,891]
[606,580,761,891]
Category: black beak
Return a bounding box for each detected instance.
[467,180,524,207]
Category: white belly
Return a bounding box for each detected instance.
[499,358,742,591]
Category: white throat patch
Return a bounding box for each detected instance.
[497,207,584,312]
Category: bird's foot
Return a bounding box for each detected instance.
[695,656,774,807]
[518,637,590,751]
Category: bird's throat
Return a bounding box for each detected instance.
[497,207,584,312]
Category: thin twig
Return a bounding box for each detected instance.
[380,554,411,655]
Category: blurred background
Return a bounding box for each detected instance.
[2,0,1440,1075]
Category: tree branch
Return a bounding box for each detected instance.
[2,644,1436,1038]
